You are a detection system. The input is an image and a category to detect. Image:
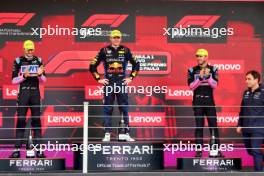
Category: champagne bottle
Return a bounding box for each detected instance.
[26,129,35,158]
[118,113,126,141]
[209,130,218,157]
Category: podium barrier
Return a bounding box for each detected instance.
[0,103,262,173]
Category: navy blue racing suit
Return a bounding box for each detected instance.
[90,45,140,133]
[238,85,264,171]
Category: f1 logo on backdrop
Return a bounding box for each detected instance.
[0,12,39,41]
[75,13,135,42]
[167,15,234,43]
[81,14,128,27]
[0,13,35,26]
[174,15,220,28]
[45,51,171,76]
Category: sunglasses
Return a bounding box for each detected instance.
[112,36,121,39]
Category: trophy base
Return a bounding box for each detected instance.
[118,133,127,142]
[0,158,65,172]
[177,158,241,171]
[26,150,35,158]
[209,150,219,158]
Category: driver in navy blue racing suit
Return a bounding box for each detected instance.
[90,30,140,142]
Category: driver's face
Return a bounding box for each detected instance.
[196,55,208,65]
[24,49,34,58]
[110,36,121,46]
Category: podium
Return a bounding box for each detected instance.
[177,158,242,171]
[74,141,164,171]
[0,158,65,172]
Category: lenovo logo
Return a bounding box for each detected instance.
[129,112,166,126]
[2,85,44,100]
[47,115,83,126]
[85,86,103,100]
[217,113,239,127]
[209,60,244,73]
[166,86,193,100]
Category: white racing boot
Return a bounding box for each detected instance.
[102,133,111,142]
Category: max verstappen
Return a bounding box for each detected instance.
[90,30,140,142]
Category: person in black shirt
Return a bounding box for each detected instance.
[237,70,264,171]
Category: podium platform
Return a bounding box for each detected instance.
[74,141,164,171]
[177,158,242,172]
[0,158,65,172]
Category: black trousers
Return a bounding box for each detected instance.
[193,96,220,149]
[15,87,42,149]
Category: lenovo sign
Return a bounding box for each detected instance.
[129,112,166,127]
[2,85,44,100]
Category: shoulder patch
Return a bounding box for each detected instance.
[122,46,129,52]
[15,57,21,64]
[212,66,218,72]
[37,57,42,63]
[188,67,193,73]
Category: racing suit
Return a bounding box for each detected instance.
[90,45,140,133]
[12,56,46,149]
[187,64,220,149]
[238,86,264,171]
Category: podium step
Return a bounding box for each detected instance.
[0,158,65,172]
[177,158,242,172]
[74,141,164,171]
